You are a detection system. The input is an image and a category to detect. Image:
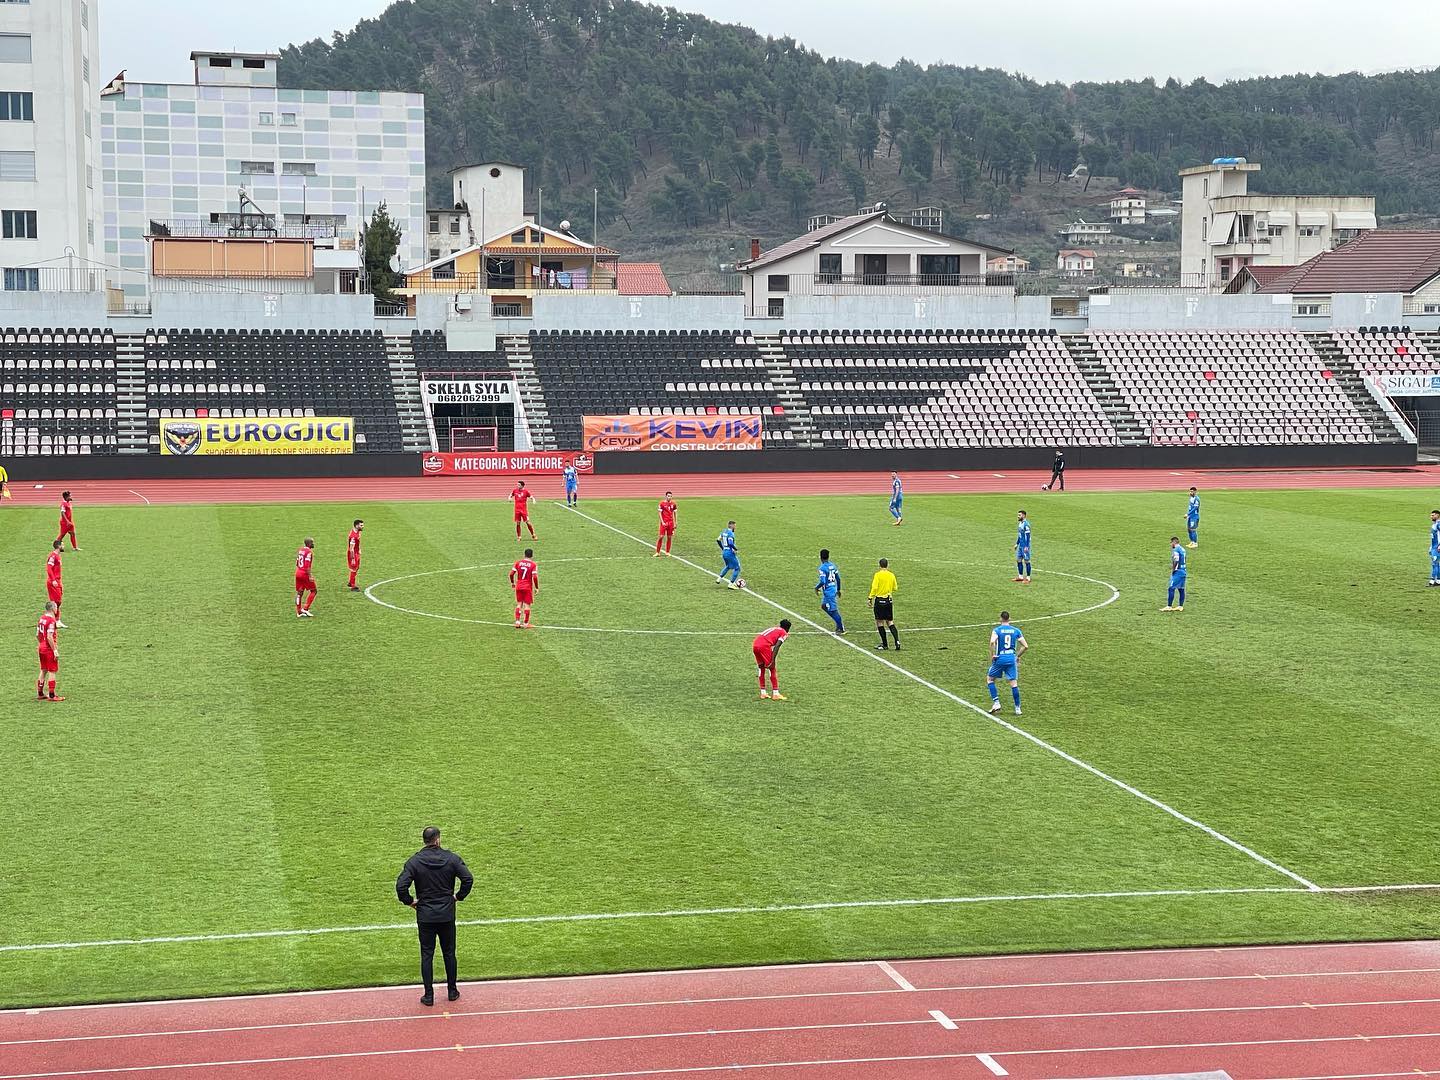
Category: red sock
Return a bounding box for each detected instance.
[656,538,662,553]
[515,605,522,622]
[37,680,44,697]
[516,523,521,537]
[348,570,357,587]
[48,680,56,697]
[523,608,531,625]
[304,590,315,611]
[528,523,536,538]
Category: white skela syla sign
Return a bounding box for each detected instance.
[421,377,517,405]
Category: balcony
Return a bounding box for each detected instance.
[404,271,620,294]
[804,272,1014,295]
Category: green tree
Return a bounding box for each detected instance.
[362,202,402,300]
[778,165,817,220]
[841,162,867,210]
[764,134,784,187]
[853,114,880,170]
[953,155,980,203]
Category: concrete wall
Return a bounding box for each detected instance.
[145,291,377,330]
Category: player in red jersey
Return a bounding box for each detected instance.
[56,490,78,550]
[36,601,62,701]
[510,481,537,540]
[44,540,68,627]
[655,491,678,556]
[346,519,364,591]
[510,548,539,628]
[295,537,317,617]
[752,619,792,700]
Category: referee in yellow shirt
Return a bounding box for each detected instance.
[868,558,900,651]
[0,462,9,500]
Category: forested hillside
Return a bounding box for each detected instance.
[279,0,1440,281]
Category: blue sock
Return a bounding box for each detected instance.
[1168,587,1176,606]
[1177,587,1185,606]
[1017,560,1024,576]
[988,682,999,702]
[1188,528,1197,543]
[1012,686,1021,708]
[1024,560,1032,576]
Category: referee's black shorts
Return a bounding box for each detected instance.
[873,597,894,621]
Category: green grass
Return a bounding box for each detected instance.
[2,487,1439,1007]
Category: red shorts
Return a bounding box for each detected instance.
[58,522,74,536]
[47,582,63,604]
[295,575,316,593]
[514,510,529,522]
[659,524,675,536]
[514,589,534,606]
[347,559,360,572]
[38,648,57,674]
[753,645,774,669]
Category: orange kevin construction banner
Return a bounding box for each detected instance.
[582,414,763,452]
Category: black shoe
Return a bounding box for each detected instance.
[349,586,360,592]
[420,992,434,1007]
[875,644,888,650]
[448,987,461,1002]
[893,643,901,651]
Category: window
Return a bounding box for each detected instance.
[767,297,785,317]
[281,162,317,176]
[82,57,89,81]
[919,254,963,278]
[1299,225,1322,238]
[1268,224,1284,237]
[449,219,460,235]
[2,209,37,238]
[208,57,233,68]
[87,220,93,244]
[1294,300,1329,317]
[0,35,32,63]
[767,274,789,293]
[427,214,439,233]
[0,151,33,180]
[84,109,91,137]
[243,58,265,69]
[258,112,273,126]
[3,267,38,290]
[511,230,527,243]
[280,112,296,126]
[818,253,841,282]
[80,2,88,27]
[429,248,440,260]
[239,160,273,175]
[433,261,456,281]
[0,92,32,120]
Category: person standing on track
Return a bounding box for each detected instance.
[868,558,900,651]
[1043,451,1066,491]
[56,491,78,550]
[396,826,473,1008]
[655,491,678,557]
[346,520,364,592]
[0,462,10,501]
[36,600,62,702]
[511,480,537,540]
[44,540,67,628]
[295,537,318,617]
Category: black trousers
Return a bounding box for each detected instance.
[417,919,458,990]
[1049,468,1065,490]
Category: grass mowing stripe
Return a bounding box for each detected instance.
[559,502,1321,892]
[8,884,1440,954]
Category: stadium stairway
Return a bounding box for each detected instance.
[382,334,434,452]
[1304,333,1407,443]
[114,333,149,454]
[506,335,557,451]
[753,334,821,448]
[1062,333,1147,445]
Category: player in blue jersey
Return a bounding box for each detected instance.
[715,520,742,589]
[1186,487,1200,548]
[563,463,579,507]
[987,611,1028,716]
[1162,535,1187,611]
[889,472,904,525]
[815,548,844,634]
[1429,509,1439,587]
[1013,509,1032,583]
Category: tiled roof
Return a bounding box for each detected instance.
[1255,230,1440,295]
[1060,249,1097,258]
[617,262,673,296]
[742,212,1010,271]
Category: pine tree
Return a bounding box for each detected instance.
[362,203,403,300]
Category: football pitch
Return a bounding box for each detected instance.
[1,485,1438,1008]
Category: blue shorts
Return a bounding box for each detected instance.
[890,498,902,512]
[1017,546,1031,559]
[1187,518,1199,529]
[566,482,578,492]
[1169,570,1187,589]
[821,594,839,612]
[988,657,1018,681]
[723,552,741,570]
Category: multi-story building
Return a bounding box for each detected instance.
[1057,249,1096,276]
[1060,220,1113,246]
[100,51,425,298]
[0,0,100,291]
[1107,188,1147,225]
[1179,158,1376,288]
[422,161,530,262]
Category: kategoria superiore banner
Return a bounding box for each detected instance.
[160,417,355,456]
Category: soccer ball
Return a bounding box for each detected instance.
[735,578,747,590]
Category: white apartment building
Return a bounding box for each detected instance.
[1179,158,1376,288]
[0,0,100,291]
[1060,220,1113,246]
[101,51,426,297]
[1107,188,1147,225]
[424,161,530,262]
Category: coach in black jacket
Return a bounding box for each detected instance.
[396,826,474,1006]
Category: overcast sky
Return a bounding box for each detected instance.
[103,0,1440,86]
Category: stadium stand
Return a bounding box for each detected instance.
[141,329,405,452]
[411,330,508,372]
[1090,330,1384,444]
[783,329,1118,449]
[1330,325,1434,375]
[527,329,796,447]
[0,328,120,456]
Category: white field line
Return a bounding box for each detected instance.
[875,961,915,991]
[560,503,1318,891]
[5,883,1440,956]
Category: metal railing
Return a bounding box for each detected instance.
[374,298,408,318]
[147,219,353,243]
[405,271,619,294]
[1148,414,1378,445]
[2,266,107,293]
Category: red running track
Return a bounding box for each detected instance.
[5,941,1440,1078]
[1,465,1438,507]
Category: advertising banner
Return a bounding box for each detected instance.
[581,414,763,452]
[1367,373,1440,397]
[420,375,517,406]
[421,451,594,476]
[159,417,354,456]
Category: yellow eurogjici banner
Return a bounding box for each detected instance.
[159,417,355,456]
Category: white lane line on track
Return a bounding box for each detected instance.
[125,489,150,506]
[560,503,1319,891]
[976,1053,1009,1075]
[5,883,1437,956]
[929,1008,958,1030]
[875,961,915,991]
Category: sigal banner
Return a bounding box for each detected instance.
[1367,372,1440,397]
[419,375,517,406]
[159,417,354,456]
[421,451,594,476]
[582,413,763,451]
